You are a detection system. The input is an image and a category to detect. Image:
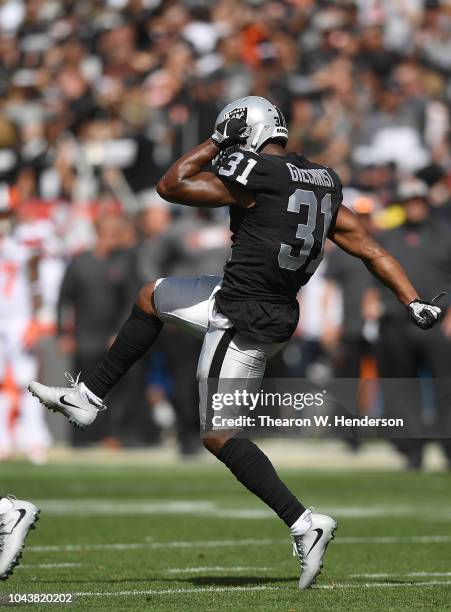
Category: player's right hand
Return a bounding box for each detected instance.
[22,319,43,348]
[407,298,442,330]
[211,116,249,150]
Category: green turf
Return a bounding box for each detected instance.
[0,461,450,611]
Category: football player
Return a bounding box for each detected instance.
[0,188,51,463]
[29,97,442,589]
[0,495,39,581]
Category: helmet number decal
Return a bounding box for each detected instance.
[218,152,258,186]
[278,189,332,272]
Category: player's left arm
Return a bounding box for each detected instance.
[329,205,442,329]
[157,118,254,208]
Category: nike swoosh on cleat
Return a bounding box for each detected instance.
[59,395,82,410]
[60,394,99,410]
[306,528,323,557]
[0,509,27,535]
[12,509,26,530]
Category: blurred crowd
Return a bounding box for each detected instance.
[0,0,451,468]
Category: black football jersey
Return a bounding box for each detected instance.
[214,149,343,300]
[213,148,343,342]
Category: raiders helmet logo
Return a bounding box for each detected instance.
[224,107,248,122]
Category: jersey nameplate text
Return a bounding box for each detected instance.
[286,163,334,188]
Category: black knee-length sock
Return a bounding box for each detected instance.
[85,304,162,399]
[217,437,305,527]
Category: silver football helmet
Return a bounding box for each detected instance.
[214,96,288,152]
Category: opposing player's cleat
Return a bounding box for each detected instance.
[292,512,337,589]
[28,373,105,430]
[0,496,40,581]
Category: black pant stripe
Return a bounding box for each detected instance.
[208,328,235,379]
[205,328,235,430]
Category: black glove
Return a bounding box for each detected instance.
[211,116,249,150]
[408,295,444,330]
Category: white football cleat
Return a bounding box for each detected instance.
[0,496,40,581]
[292,512,337,589]
[28,373,105,429]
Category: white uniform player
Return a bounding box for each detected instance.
[0,204,51,463]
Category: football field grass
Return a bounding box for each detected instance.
[1,460,450,611]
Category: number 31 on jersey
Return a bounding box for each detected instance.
[218,153,333,273]
[278,189,332,273]
[218,152,257,186]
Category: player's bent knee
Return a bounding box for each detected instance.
[202,433,234,456]
[136,280,159,317]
